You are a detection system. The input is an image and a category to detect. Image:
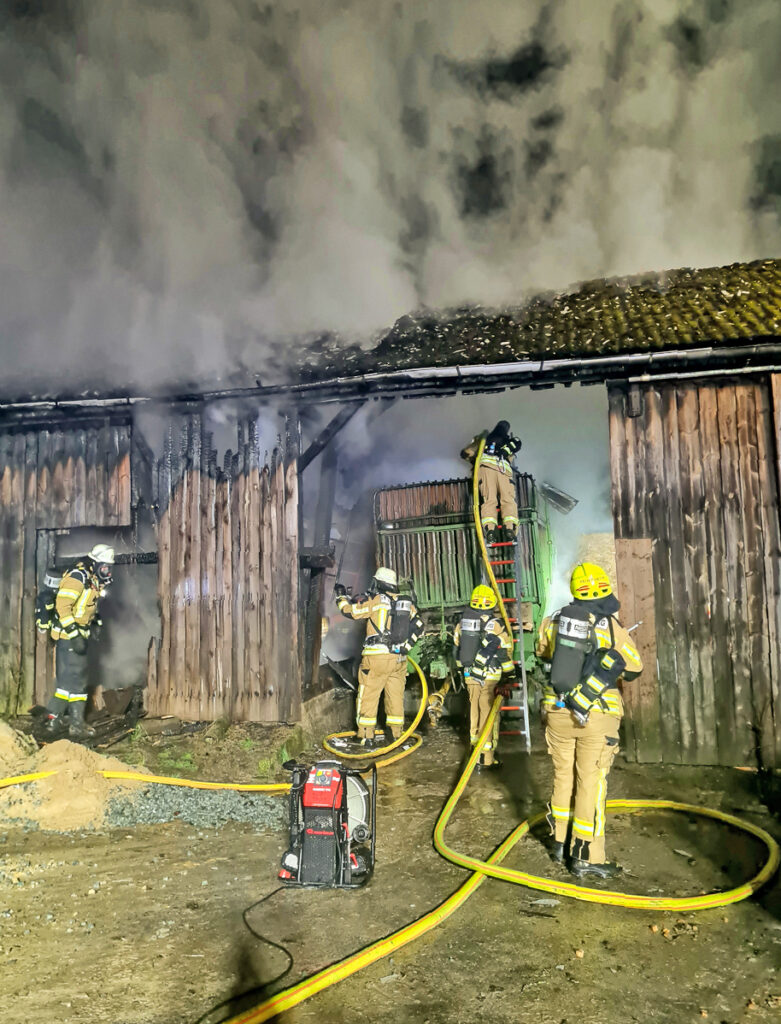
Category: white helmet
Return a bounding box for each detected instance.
[374,567,397,588]
[89,544,115,564]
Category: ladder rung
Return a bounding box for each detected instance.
[494,578,515,584]
[501,597,517,602]
[489,560,514,565]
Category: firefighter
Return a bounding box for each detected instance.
[536,562,643,878]
[334,567,424,748]
[461,420,522,544]
[453,584,514,769]
[43,544,115,740]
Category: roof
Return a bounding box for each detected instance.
[300,257,781,381]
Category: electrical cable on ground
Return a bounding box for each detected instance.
[214,696,780,1024]
[193,887,294,1024]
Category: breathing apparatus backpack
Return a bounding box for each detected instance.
[457,611,491,668]
[550,605,628,724]
[549,603,593,694]
[35,566,65,635]
[388,598,413,650]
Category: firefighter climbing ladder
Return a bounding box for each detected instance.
[474,450,531,752]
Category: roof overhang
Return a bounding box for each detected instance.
[1,337,780,425]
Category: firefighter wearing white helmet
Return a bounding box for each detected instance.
[535,562,643,878]
[43,544,115,740]
[334,567,424,748]
[453,585,514,768]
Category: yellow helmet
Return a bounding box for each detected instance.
[570,562,612,601]
[470,585,497,610]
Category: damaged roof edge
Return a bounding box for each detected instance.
[2,338,781,422]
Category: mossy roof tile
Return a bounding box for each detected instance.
[301,258,781,380]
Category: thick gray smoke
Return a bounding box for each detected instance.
[1,0,779,396]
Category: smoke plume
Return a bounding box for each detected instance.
[1,0,779,397]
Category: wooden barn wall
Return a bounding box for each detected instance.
[0,421,131,714]
[608,380,781,768]
[145,415,300,723]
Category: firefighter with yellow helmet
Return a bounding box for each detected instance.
[461,420,522,544]
[335,567,424,748]
[454,584,514,768]
[536,562,643,877]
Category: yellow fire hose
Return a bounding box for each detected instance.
[1,700,778,1024]
[217,694,780,1024]
[322,657,428,768]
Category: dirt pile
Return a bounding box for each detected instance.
[0,730,138,832]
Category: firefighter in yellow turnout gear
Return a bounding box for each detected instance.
[453,585,514,768]
[335,567,424,748]
[536,562,643,878]
[461,420,522,544]
[44,544,115,740]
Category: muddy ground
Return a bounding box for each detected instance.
[1,718,780,1024]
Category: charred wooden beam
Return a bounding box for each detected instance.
[298,403,364,472]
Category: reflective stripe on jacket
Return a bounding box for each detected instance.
[51,566,99,641]
[336,591,422,656]
[536,610,642,717]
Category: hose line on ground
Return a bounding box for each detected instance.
[322,656,428,769]
[216,695,780,1024]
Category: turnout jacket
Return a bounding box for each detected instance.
[336,591,423,657]
[461,433,515,478]
[453,610,514,679]
[50,563,102,642]
[536,609,642,717]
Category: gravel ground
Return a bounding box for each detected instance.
[105,785,288,831]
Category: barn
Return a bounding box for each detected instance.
[1,256,780,769]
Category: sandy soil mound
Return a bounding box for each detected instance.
[0,726,139,832]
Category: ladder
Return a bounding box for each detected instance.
[486,533,531,752]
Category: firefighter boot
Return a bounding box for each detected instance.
[549,841,566,864]
[569,838,621,879]
[68,701,96,741]
[504,524,518,543]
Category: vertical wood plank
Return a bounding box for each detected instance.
[284,451,301,722]
[755,379,781,767]
[676,386,717,763]
[698,385,738,764]
[21,432,38,707]
[716,385,753,764]
[735,385,773,765]
[614,537,659,761]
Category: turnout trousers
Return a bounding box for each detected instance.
[545,700,622,863]
[46,640,89,717]
[356,652,407,740]
[467,674,500,765]
[477,465,518,532]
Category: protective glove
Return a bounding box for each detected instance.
[496,683,512,698]
[333,583,347,598]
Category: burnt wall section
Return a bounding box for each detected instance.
[145,414,300,723]
[609,380,781,768]
[0,420,131,714]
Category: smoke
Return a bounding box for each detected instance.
[1,0,779,396]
